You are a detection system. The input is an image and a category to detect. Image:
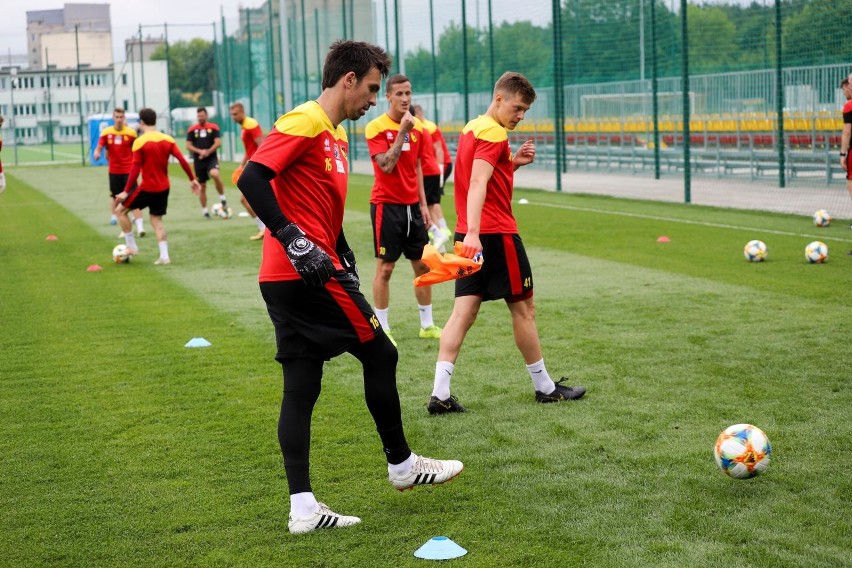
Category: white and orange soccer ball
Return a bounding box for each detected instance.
[211,203,233,219]
[805,241,828,263]
[743,240,767,262]
[714,424,771,479]
[112,244,131,263]
[812,210,831,227]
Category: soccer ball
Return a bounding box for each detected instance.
[812,209,831,227]
[804,241,828,263]
[743,240,767,262]
[211,203,233,219]
[714,424,771,479]
[112,244,131,263]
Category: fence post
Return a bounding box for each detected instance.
[651,0,660,179]
[680,0,690,203]
[775,0,785,188]
[461,0,469,123]
[76,25,85,166]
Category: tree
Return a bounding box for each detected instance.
[782,0,852,66]
[150,38,214,108]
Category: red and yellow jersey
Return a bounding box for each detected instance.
[454,114,518,234]
[128,131,193,193]
[843,100,852,123]
[240,116,263,159]
[418,119,441,176]
[365,113,424,205]
[249,101,349,283]
[98,125,137,174]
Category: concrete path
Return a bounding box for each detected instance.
[351,159,852,219]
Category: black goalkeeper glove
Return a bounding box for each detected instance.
[274,223,335,287]
[339,249,359,287]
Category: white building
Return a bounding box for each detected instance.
[0,60,169,146]
[27,4,113,70]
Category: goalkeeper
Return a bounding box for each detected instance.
[238,40,463,536]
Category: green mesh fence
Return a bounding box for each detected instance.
[4,0,851,213]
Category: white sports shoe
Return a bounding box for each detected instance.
[136,227,146,238]
[288,502,361,534]
[389,454,464,492]
[154,257,171,265]
[429,228,449,252]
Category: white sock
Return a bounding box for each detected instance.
[202,207,208,215]
[158,240,169,260]
[527,358,555,394]
[290,492,320,518]
[375,307,390,331]
[254,216,265,230]
[220,195,228,204]
[432,361,454,400]
[124,232,137,250]
[419,304,433,329]
[438,218,449,230]
[387,452,415,477]
[429,223,439,234]
[134,217,144,230]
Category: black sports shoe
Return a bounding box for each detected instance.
[535,377,586,403]
[427,395,466,415]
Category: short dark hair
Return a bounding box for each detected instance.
[385,74,410,94]
[321,40,391,90]
[494,72,537,104]
[139,107,157,126]
[113,107,125,115]
[197,107,208,114]
[842,78,849,88]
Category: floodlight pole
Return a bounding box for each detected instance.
[138,25,147,108]
[680,0,690,203]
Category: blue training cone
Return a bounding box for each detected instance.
[184,337,212,348]
[414,536,467,560]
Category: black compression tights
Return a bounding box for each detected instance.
[278,334,411,495]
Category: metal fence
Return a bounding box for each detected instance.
[4,0,852,203]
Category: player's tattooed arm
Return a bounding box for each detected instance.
[373,136,406,174]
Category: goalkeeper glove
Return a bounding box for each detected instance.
[274,223,335,287]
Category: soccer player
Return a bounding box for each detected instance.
[840,78,852,234]
[412,104,452,250]
[0,115,5,195]
[229,101,267,240]
[186,107,227,218]
[93,108,145,237]
[365,75,442,346]
[115,108,201,265]
[237,40,462,535]
[426,72,586,415]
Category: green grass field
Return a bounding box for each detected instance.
[1,163,851,567]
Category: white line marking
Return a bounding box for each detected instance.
[524,200,852,244]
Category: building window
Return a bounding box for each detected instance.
[122,74,127,86]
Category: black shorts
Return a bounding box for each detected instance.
[260,274,383,360]
[424,174,442,205]
[123,189,170,216]
[443,162,453,185]
[454,233,534,302]
[109,173,136,197]
[193,157,220,183]
[370,202,429,262]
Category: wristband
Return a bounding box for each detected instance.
[841,152,847,157]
